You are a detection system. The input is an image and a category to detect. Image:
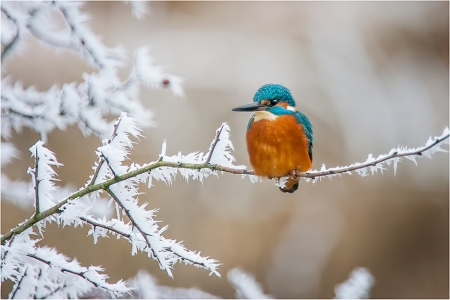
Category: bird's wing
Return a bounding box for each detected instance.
[294,111,313,162]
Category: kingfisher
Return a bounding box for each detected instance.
[232,84,313,193]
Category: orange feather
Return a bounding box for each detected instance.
[246,114,312,178]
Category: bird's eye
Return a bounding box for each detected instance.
[270,100,278,106]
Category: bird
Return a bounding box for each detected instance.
[232,84,313,193]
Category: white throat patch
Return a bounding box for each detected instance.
[287,106,296,112]
[254,111,278,122]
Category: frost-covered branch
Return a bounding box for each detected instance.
[31,146,40,214]
[299,127,449,182]
[1,1,182,141]
[2,124,448,246]
[1,5,21,61]
[2,114,224,282]
[1,229,129,299]
[26,141,62,233]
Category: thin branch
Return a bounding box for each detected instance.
[26,253,123,294]
[26,4,74,50]
[9,265,28,299]
[78,216,132,238]
[41,283,67,299]
[205,124,225,163]
[1,6,21,61]
[105,188,166,271]
[1,232,15,267]
[33,146,40,214]
[77,114,106,137]
[27,253,104,290]
[57,3,104,69]
[89,117,123,185]
[2,130,448,245]
[78,216,219,271]
[2,107,47,120]
[298,132,450,179]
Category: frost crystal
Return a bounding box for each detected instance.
[228,268,271,299]
[1,229,129,299]
[300,127,449,183]
[334,267,374,299]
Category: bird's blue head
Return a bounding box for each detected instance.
[231,84,296,113]
[253,84,295,107]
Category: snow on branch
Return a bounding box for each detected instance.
[1,229,130,299]
[27,141,62,216]
[299,127,449,182]
[1,1,183,141]
[2,114,223,284]
[1,116,447,296]
[82,113,220,277]
[2,120,448,248]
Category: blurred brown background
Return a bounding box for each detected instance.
[1,1,449,298]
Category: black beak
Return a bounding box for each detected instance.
[231,102,266,112]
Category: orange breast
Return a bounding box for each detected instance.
[246,115,311,177]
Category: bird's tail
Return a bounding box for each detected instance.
[278,177,299,193]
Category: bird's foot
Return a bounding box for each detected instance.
[289,170,298,179]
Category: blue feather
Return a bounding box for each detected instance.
[253,84,296,107]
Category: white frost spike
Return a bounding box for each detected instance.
[160,140,167,159]
[303,127,448,181]
[96,112,141,177]
[334,267,374,299]
[1,228,130,298]
[27,141,63,214]
[98,176,221,278]
[247,175,262,183]
[147,123,248,187]
[227,268,270,299]
[206,123,245,170]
